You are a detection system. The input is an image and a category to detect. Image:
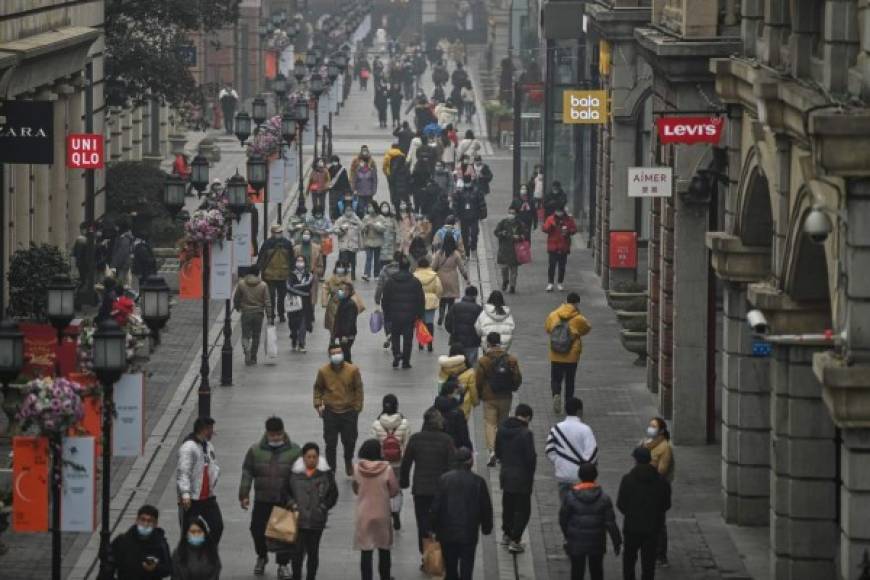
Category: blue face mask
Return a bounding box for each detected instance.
[337,290,346,299]
[187,534,205,547]
[136,525,153,537]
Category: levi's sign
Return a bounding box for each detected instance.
[66,134,104,169]
[563,90,608,124]
[628,167,672,198]
[656,116,724,145]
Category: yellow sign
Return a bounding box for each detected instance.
[562,90,608,124]
[599,40,611,76]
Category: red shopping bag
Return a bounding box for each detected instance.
[415,319,433,346]
[514,239,532,265]
[321,236,333,255]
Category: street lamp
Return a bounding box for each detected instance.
[246,154,269,248]
[281,111,297,143]
[0,320,23,388]
[294,100,310,214]
[294,60,307,84]
[310,73,325,162]
[273,72,288,106]
[220,172,249,387]
[305,51,318,71]
[139,276,170,344]
[190,154,210,194]
[252,97,268,126]
[234,111,252,145]
[226,171,249,214]
[163,174,187,217]
[326,63,339,157]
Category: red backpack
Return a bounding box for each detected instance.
[381,428,403,463]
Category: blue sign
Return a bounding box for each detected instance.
[177,46,197,66]
[751,339,772,358]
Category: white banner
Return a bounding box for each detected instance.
[285,147,298,194]
[269,157,286,201]
[210,240,233,300]
[113,373,144,457]
[61,436,95,532]
[234,212,253,267]
[627,167,673,198]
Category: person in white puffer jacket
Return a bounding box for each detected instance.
[176,417,223,544]
[474,290,516,350]
[370,394,411,530]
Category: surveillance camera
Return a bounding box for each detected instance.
[804,207,832,244]
[747,309,768,334]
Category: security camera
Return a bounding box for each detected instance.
[804,207,832,244]
[747,309,768,335]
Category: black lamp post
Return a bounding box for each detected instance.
[247,153,268,247]
[310,73,325,162]
[140,276,171,344]
[190,154,210,195]
[278,112,297,223]
[163,174,187,218]
[326,63,339,158]
[220,172,249,387]
[93,318,127,579]
[294,60,306,84]
[305,51,318,71]
[294,99,310,213]
[234,111,252,146]
[273,72,288,108]
[252,97,268,127]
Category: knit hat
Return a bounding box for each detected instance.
[632,446,652,464]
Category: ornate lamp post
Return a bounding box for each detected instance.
[190,154,210,195]
[252,97,268,127]
[278,112,297,222]
[220,172,249,387]
[247,153,268,246]
[163,174,187,218]
[294,59,307,85]
[0,319,24,424]
[273,72,288,108]
[234,111,253,146]
[310,72,325,162]
[326,62,339,158]
[139,276,171,344]
[293,99,310,213]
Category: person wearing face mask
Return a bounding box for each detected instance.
[239,417,302,578]
[456,175,487,255]
[476,332,522,467]
[433,378,472,450]
[287,256,315,352]
[396,201,416,254]
[382,256,426,369]
[99,504,171,580]
[528,164,545,223]
[495,404,537,554]
[641,417,674,568]
[328,155,352,221]
[233,264,272,365]
[494,203,529,294]
[327,283,360,362]
[517,185,536,231]
[471,155,493,196]
[440,128,457,169]
[314,343,365,476]
[542,205,578,291]
[351,146,379,214]
[289,442,339,580]
[370,394,411,531]
[433,160,455,198]
[362,202,387,281]
[171,517,221,580]
[334,205,364,281]
[378,203,398,273]
[176,417,223,546]
[308,159,330,211]
[256,224,295,323]
[456,129,481,161]
[543,180,568,217]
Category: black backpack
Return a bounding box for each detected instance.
[488,353,517,394]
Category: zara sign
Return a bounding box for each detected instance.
[0,101,54,164]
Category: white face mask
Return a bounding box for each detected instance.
[302,234,311,242]
[295,261,305,270]
[646,426,659,438]
[335,267,346,275]
[330,353,344,365]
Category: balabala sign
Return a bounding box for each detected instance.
[563,90,608,125]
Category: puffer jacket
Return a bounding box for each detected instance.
[560,484,622,556]
[476,347,522,401]
[617,464,672,535]
[381,218,398,258]
[362,214,387,248]
[400,420,456,496]
[543,213,577,254]
[371,412,411,466]
[176,435,220,501]
[334,213,363,252]
[351,159,378,197]
[375,261,400,306]
[382,146,405,177]
[444,296,482,348]
[431,468,493,545]
[544,303,591,363]
[238,434,301,504]
[289,456,338,530]
[434,395,472,450]
[382,270,425,329]
[437,355,478,418]
[495,416,536,494]
[257,237,295,282]
[414,267,444,310]
[475,304,516,349]
[233,274,272,314]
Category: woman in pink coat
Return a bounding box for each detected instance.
[353,439,400,580]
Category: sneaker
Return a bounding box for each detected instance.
[362,275,370,282]
[298,346,307,353]
[427,343,433,353]
[402,362,412,369]
[277,564,292,579]
[254,556,267,575]
[487,452,497,467]
[508,541,525,554]
[553,394,562,414]
[392,357,400,369]
[546,284,554,292]
[557,283,564,291]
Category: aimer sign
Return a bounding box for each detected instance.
[66,134,104,169]
[562,90,608,125]
[628,167,672,198]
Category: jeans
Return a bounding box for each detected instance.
[501,265,518,289]
[623,531,658,580]
[178,496,224,546]
[266,280,287,320]
[339,249,358,279]
[413,494,435,553]
[391,324,414,364]
[364,247,381,277]
[241,311,265,361]
[292,528,323,580]
[548,252,568,284]
[251,501,291,565]
[551,362,578,400]
[322,409,358,471]
[501,492,531,542]
[360,549,391,580]
[570,553,604,580]
[438,298,455,324]
[460,220,479,253]
[483,397,512,452]
[463,347,479,367]
[442,541,477,580]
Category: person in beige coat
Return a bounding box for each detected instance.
[413,257,443,353]
[370,394,412,531]
[431,233,468,325]
[353,439,400,580]
[642,416,674,567]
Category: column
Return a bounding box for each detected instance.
[158,103,170,158]
[840,429,870,580]
[51,89,72,248]
[34,91,57,246]
[131,104,143,160]
[121,106,133,161]
[12,164,31,249]
[108,108,122,162]
[659,195,675,416]
[647,197,661,394]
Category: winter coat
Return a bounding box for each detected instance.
[353,460,400,551]
[543,189,568,215]
[329,164,352,195]
[393,127,415,154]
[238,434,301,504]
[329,294,359,340]
[99,525,172,580]
[293,241,323,280]
[389,155,411,197]
[434,395,472,450]
[233,274,272,315]
[308,168,330,197]
[289,456,338,530]
[546,416,599,484]
[400,421,456,496]
[170,546,221,580]
[472,164,493,195]
[381,218,398,258]
[560,484,622,556]
[495,416,536,494]
[321,273,350,319]
[644,436,675,482]
[444,297,482,348]
[456,137,481,160]
[382,270,425,329]
[375,261,400,306]
[371,412,412,467]
[257,236,295,282]
[176,435,220,501]
[110,231,135,270]
[475,305,516,349]
[350,158,378,197]
[313,361,364,414]
[494,218,528,266]
[616,464,672,535]
[456,186,487,222]
[542,213,577,254]
[382,146,405,177]
[362,214,387,248]
[334,213,363,252]
[397,214,416,254]
[432,250,467,299]
[544,303,591,363]
[475,347,522,401]
[437,355,479,418]
[304,215,333,244]
[413,267,444,310]
[431,468,493,545]
[287,270,315,315]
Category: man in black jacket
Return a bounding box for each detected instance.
[543,180,569,217]
[494,404,536,553]
[431,447,493,580]
[99,504,171,580]
[617,447,671,580]
[393,121,415,154]
[382,257,425,368]
[444,286,483,365]
[400,407,456,553]
[455,177,487,254]
[471,155,493,196]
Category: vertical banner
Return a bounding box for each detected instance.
[61,436,95,532]
[234,212,253,267]
[254,203,264,249]
[12,436,49,532]
[303,110,315,146]
[286,144,298,189]
[269,157,286,202]
[210,241,233,300]
[179,254,203,299]
[113,373,144,457]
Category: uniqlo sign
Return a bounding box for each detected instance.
[66,133,104,169]
[656,116,724,145]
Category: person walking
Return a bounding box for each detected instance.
[362,203,387,281]
[382,257,425,369]
[289,443,339,580]
[456,129,481,160]
[545,292,592,412]
[374,83,389,128]
[494,404,536,554]
[370,394,411,531]
[494,204,528,294]
[171,516,221,580]
[335,203,364,281]
[641,417,674,567]
[400,407,456,554]
[383,143,409,209]
[617,448,671,580]
[517,185,536,231]
[131,235,158,292]
[432,233,468,325]
[476,332,522,467]
[434,379,472,450]
[110,222,135,285]
[99,504,172,580]
[286,257,315,353]
[313,344,364,476]
[375,250,404,350]
[308,159,331,212]
[176,417,223,546]
[218,84,239,133]
[542,206,578,291]
[470,155,492,196]
[431,447,493,580]
[327,284,360,362]
[328,155,353,220]
[378,203,398,271]
[437,345,479,419]
[388,84,404,129]
[393,121,415,154]
[353,439,401,580]
[351,146,379,213]
[543,180,568,217]
[396,201,416,254]
[444,286,482,366]
[455,176,486,255]
[413,257,443,353]
[233,265,272,366]
[238,417,301,578]
[546,397,598,499]
[560,463,622,580]
[474,290,516,350]
[256,224,295,322]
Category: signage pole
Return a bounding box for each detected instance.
[98,382,114,574]
[51,434,62,580]
[221,224,233,387]
[82,62,98,306]
[199,243,211,418]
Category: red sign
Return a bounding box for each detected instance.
[609,231,637,269]
[656,117,724,145]
[19,321,81,379]
[66,133,104,169]
[12,436,49,532]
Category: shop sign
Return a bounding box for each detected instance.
[656,116,724,145]
[0,101,54,164]
[66,134,104,169]
[628,167,673,197]
[609,231,638,269]
[563,90,608,124]
[210,240,233,300]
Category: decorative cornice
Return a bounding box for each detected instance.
[813,351,870,428]
[705,232,771,283]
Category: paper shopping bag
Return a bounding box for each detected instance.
[264,506,298,544]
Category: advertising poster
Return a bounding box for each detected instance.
[61,436,95,532]
[210,241,233,300]
[113,373,144,457]
[12,436,49,532]
[179,254,203,300]
[234,212,253,267]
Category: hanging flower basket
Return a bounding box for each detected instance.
[246,114,285,159]
[16,377,87,436]
[178,200,232,265]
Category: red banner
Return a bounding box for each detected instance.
[609,231,638,269]
[179,254,203,299]
[19,322,80,379]
[13,436,49,532]
[656,116,724,145]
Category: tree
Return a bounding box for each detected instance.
[104,161,183,247]
[7,245,71,321]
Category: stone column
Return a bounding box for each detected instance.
[647,197,661,394]
[659,194,675,416]
[108,108,122,162]
[34,91,57,246]
[131,104,143,160]
[158,103,170,158]
[51,88,73,249]
[120,106,133,161]
[839,428,870,580]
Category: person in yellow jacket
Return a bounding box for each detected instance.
[544,292,591,414]
[437,346,479,419]
[413,256,443,352]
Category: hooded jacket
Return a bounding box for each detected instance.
[374,261,401,305]
[559,483,622,556]
[382,269,425,329]
[542,213,578,254]
[444,296,482,348]
[353,459,400,551]
[546,416,598,484]
[434,395,472,450]
[99,524,172,580]
[233,274,272,315]
[382,146,405,177]
[176,435,220,502]
[616,464,672,535]
[544,303,591,363]
[289,456,338,530]
[431,467,493,544]
[438,355,478,418]
[257,236,295,282]
[413,267,444,310]
[238,434,302,505]
[494,416,536,494]
[475,347,522,401]
[400,416,456,496]
[362,214,387,248]
[475,304,516,349]
[370,412,412,465]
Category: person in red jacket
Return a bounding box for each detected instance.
[542,206,577,291]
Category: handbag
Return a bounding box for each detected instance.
[264,506,298,544]
[514,239,532,265]
[421,537,445,577]
[285,294,303,313]
[370,309,384,333]
[415,319,433,346]
[321,236,334,256]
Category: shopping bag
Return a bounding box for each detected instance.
[514,239,532,265]
[265,325,279,359]
[351,292,366,315]
[421,537,445,577]
[264,506,298,544]
[321,236,333,255]
[370,309,384,333]
[415,319,433,346]
[285,294,303,313]
[390,489,403,514]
